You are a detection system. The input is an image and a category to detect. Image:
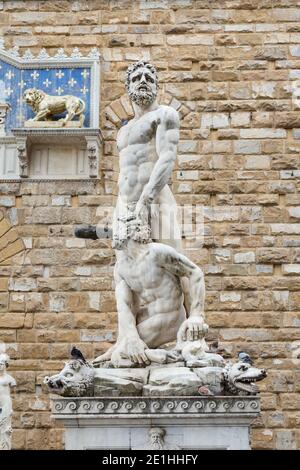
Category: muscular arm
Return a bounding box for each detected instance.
[140,107,179,204]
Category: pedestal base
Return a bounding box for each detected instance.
[51,396,260,450]
[24,120,82,128]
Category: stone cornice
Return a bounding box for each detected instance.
[0,41,101,69]
[51,396,260,419]
[12,127,103,140]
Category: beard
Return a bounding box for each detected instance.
[150,439,164,450]
[129,88,157,107]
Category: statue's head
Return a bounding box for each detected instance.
[0,353,9,372]
[113,202,152,250]
[23,88,45,107]
[125,60,158,107]
[149,427,165,447]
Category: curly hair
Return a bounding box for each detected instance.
[125,60,159,92]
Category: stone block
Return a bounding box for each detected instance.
[144,367,201,396]
[231,112,251,127]
[94,369,149,396]
[245,155,270,169]
[257,248,290,264]
[234,252,255,264]
[240,129,286,139]
[201,113,229,129]
[234,140,261,154]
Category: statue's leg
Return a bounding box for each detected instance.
[151,186,182,251]
[62,108,75,124]
[33,109,49,121]
[93,344,116,364]
[79,113,85,126]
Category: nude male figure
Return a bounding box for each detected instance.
[94,218,207,367]
[113,60,181,250]
[94,61,207,366]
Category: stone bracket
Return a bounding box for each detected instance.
[15,136,29,178]
[85,135,101,178]
[0,103,10,137]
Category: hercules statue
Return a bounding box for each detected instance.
[93,61,208,367]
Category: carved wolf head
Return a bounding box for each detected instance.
[44,360,95,397]
[224,362,267,395]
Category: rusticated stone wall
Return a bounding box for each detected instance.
[0,0,300,450]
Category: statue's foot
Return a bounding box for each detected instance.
[111,335,150,367]
[145,349,167,364]
[93,345,116,366]
[186,352,225,368]
[166,349,183,363]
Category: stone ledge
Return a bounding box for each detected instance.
[51,396,260,418]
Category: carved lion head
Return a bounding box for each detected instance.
[23,88,45,108]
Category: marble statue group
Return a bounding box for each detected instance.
[44,60,267,400]
[95,60,215,368]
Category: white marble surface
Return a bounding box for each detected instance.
[51,396,259,450]
[0,352,16,450]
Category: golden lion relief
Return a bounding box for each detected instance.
[23,88,85,126]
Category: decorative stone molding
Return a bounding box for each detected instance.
[16,138,28,178]
[87,144,98,178]
[51,396,260,418]
[0,43,100,68]
[0,104,10,137]
[50,396,260,450]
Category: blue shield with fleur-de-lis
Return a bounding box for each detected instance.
[0,47,98,133]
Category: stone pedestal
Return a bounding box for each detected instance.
[50,396,260,450]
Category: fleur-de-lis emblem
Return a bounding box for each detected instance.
[56,87,64,95]
[43,78,52,88]
[18,80,26,88]
[5,70,14,80]
[68,78,77,87]
[31,71,39,80]
[81,86,89,95]
[81,69,90,79]
[4,87,13,97]
[56,70,64,79]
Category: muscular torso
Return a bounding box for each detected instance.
[117,106,162,203]
[117,246,184,321]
